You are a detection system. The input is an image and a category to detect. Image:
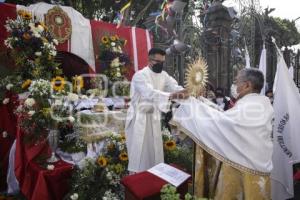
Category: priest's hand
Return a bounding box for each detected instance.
[170,89,189,100]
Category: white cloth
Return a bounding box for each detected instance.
[17,3,95,71]
[125,67,183,172]
[245,44,251,68]
[288,65,294,79]
[7,140,19,194]
[271,54,300,200]
[259,45,267,95]
[172,93,274,173]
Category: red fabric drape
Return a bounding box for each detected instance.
[0,92,18,190]
[14,125,73,200]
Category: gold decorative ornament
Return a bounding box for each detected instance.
[45,6,72,44]
[184,57,208,97]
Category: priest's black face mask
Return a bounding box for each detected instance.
[149,54,165,73]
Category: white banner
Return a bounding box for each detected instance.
[271,53,300,200]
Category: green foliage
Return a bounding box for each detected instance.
[161,184,210,200]
[265,17,300,47]
[163,134,193,174]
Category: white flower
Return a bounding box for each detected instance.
[28,110,35,116]
[47,165,55,170]
[68,116,75,122]
[2,98,9,105]
[50,50,57,56]
[37,25,44,32]
[111,42,116,47]
[116,72,121,77]
[24,98,35,107]
[112,47,118,52]
[35,52,42,56]
[70,193,78,200]
[2,131,8,138]
[80,95,88,99]
[111,57,120,67]
[4,39,12,49]
[16,105,23,112]
[6,83,13,90]
[54,99,63,106]
[53,39,58,45]
[33,33,41,38]
[67,93,79,102]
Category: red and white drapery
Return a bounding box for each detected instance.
[0,2,152,76]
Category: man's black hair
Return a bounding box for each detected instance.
[148,48,166,56]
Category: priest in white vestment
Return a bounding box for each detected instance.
[125,48,187,172]
[172,68,274,199]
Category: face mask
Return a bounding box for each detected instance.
[151,62,164,73]
[216,97,224,105]
[231,84,239,99]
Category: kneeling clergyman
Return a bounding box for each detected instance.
[171,68,274,199]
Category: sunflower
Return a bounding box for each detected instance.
[17,10,25,17]
[72,76,84,91]
[23,32,31,40]
[107,143,115,151]
[51,76,65,92]
[101,36,109,44]
[21,79,32,89]
[22,12,32,20]
[120,134,126,143]
[39,22,48,31]
[110,36,117,41]
[164,140,176,151]
[97,156,108,167]
[119,152,128,161]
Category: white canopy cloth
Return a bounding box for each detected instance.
[125,67,183,172]
[172,93,274,175]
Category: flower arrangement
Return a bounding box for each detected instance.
[162,129,193,174]
[4,9,61,81]
[66,133,128,200]
[98,34,131,96]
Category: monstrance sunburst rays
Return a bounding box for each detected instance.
[184,57,208,97]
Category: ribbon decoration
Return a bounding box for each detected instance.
[117,0,131,28]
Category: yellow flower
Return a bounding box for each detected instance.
[101,36,109,44]
[119,152,128,161]
[21,79,32,89]
[51,76,65,92]
[97,156,108,167]
[39,22,48,31]
[107,143,115,151]
[41,37,48,43]
[164,140,176,151]
[42,107,51,117]
[72,76,84,91]
[110,36,117,41]
[22,11,32,20]
[23,33,31,40]
[17,10,25,17]
[120,134,126,143]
